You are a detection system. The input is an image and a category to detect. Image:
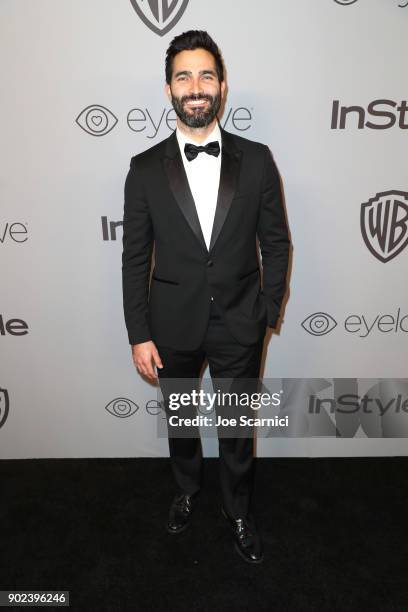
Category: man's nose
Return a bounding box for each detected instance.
[189,77,203,96]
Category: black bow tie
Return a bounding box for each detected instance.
[184,141,220,162]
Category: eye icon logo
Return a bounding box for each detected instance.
[76,105,118,136]
[105,398,139,418]
[302,313,338,336]
[129,0,190,36]
[0,388,10,429]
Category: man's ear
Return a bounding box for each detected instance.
[164,83,172,102]
[220,80,226,99]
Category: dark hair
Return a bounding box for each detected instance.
[165,30,224,84]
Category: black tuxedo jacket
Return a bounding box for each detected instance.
[122,126,290,350]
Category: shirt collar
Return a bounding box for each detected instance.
[176,121,221,157]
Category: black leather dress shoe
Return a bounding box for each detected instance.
[222,507,264,564]
[167,493,195,534]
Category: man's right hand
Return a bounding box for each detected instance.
[131,341,163,381]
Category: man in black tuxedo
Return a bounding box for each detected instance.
[122,30,290,564]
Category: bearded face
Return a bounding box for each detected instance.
[167,48,225,130]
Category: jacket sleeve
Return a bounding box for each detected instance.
[122,156,153,345]
[256,145,290,329]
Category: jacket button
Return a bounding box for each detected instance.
[207,260,214,267]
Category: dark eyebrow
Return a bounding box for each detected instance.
[174,69,217,78]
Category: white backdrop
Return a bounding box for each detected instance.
[1,0,407,458]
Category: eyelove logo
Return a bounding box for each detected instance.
[129,0,189,36]
[76,105,118,137]
[331,99,408,130]
[302,309,408,337]
[105,398,139,418]
[334,0,407,5]
[361,190,408,263]
[76,105,253,138]
[126,106,252,139]
[301,312,337,336]
[0,222,28,244]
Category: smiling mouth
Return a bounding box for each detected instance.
[185,99,209,109]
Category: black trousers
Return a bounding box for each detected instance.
[157,299,265,519]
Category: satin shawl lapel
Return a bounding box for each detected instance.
[162,131,207,253]
[209,128,242,252]
[161,128,242,254]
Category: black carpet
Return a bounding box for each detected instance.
[1,457,407,611]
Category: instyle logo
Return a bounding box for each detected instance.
[0,315,28,336]
[0,222,28,244]
[75,105,118,136]
[331,99,408,130]
[101,217,123,241]
[361,191,408,263]
[270,379,408,439]
[308,390,408,416]
[0,388,9,429]
[129,0,189,36]
[105,398,139,418]
[302,309,408,337]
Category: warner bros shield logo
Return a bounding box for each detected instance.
[129,0,190,36]
[0,388,10,429]
[361,190,408,263]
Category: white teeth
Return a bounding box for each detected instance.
[186,100,207,107]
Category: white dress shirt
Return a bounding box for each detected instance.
[176,122,222,251]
